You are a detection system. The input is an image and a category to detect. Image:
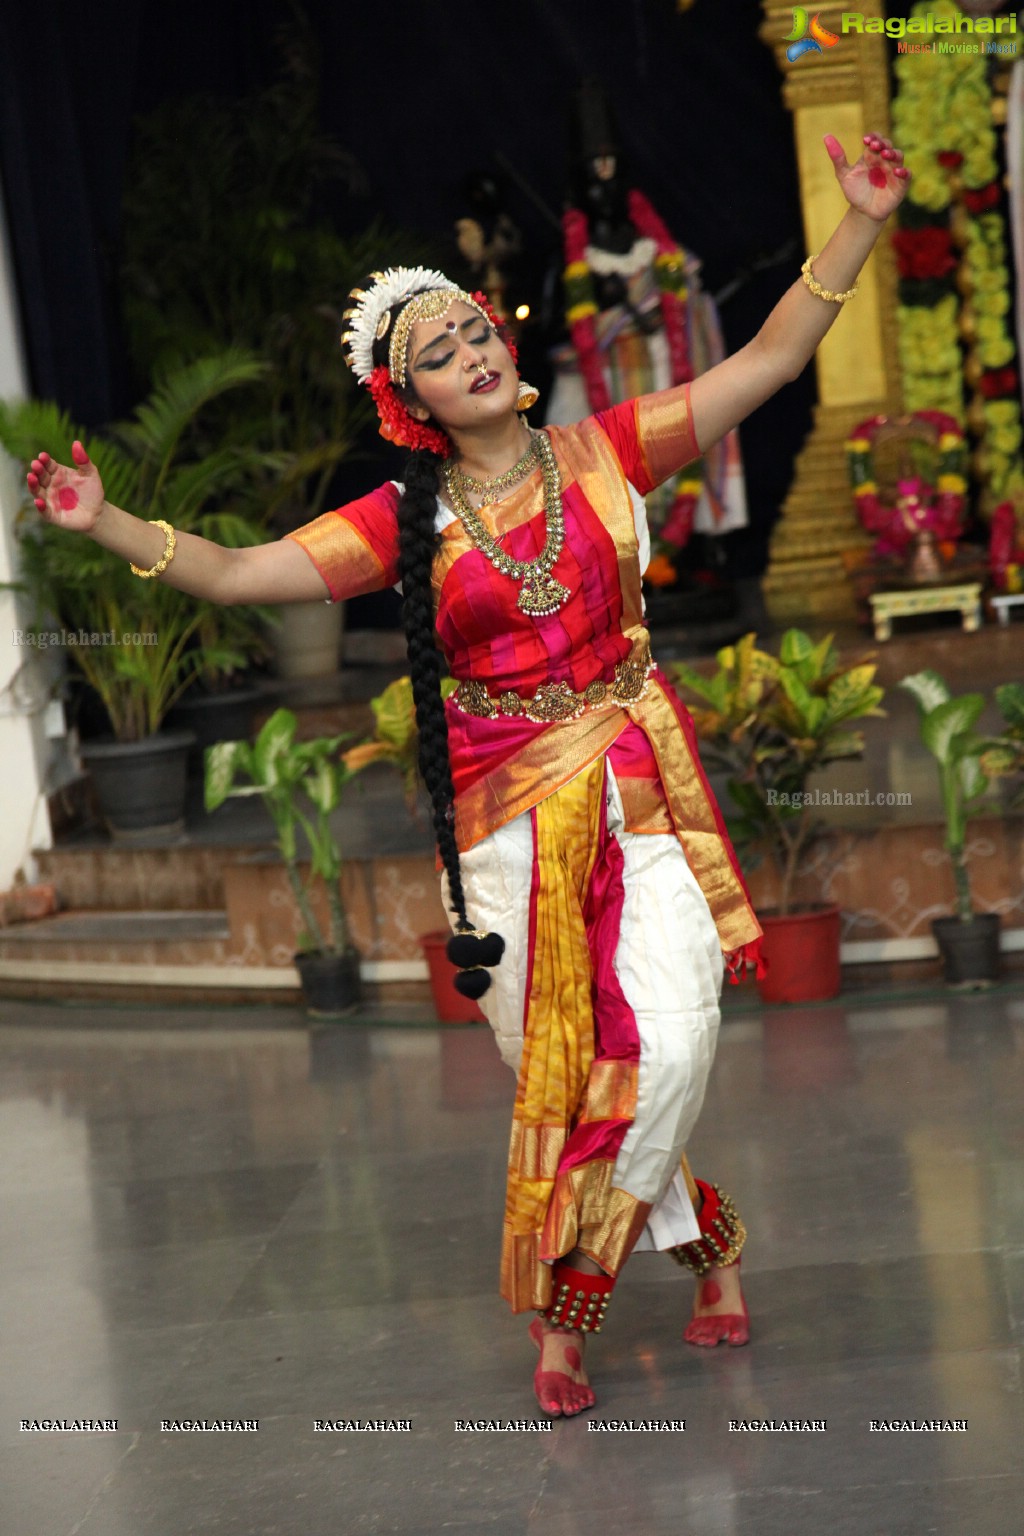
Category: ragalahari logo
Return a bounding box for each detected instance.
[786,8,841,62]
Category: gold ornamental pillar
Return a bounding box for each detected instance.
[759,1,903,620]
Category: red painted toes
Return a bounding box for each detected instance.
[529,1317,596,1417]
[683,1307,750,1348]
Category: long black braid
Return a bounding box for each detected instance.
[370,305,504,998]
[395,449,468,923]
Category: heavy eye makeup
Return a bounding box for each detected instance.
[415,324,492,372]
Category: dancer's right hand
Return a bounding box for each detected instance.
[26,441,106,533]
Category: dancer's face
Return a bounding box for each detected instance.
[404,301,517,433]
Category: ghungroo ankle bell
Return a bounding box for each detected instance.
[539,1261,614,1333]
[668,1179,746,1277]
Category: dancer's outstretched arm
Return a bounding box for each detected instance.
[26,443,330,606]
[687,130,911,453]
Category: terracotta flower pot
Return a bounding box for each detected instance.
[756,904,842,1005]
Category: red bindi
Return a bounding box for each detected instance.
[58,487,79,510]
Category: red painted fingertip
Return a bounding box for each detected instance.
[39,451,50,463]
[71,439,90,466]
[26,472,38,489]
[34,497,46,511]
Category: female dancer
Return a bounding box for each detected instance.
[26,132,909,1418]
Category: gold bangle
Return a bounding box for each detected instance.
[129,519,177,579]
[801,254,859,305]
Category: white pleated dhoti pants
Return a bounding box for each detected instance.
[444,762,725,1253]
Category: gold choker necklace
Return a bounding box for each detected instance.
[443,430,571,617]
[453,435,539,499]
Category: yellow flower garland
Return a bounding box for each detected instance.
[891,0,1023,502]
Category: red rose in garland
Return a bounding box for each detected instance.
[979,366,1019,400]
[892,227,957,281]
[963,182,1001,215]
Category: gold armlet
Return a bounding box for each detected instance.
[801,254,859,305]
[129,520,177,579]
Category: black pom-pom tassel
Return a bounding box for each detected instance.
[446,929,506,969]
[453,967,491,1000]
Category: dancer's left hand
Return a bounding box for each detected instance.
[825,131,911,222]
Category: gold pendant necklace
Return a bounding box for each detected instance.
[443,430,572,617]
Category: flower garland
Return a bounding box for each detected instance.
[846,410,967,557]
[561,192,701,553]
[562,194,693,410]
[562,208,611,413]
[627,190,693,391]
[890,0,1023,503]
[963,210,1023,494]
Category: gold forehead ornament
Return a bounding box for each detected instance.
[388,287,490,387]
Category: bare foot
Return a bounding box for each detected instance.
[528,1316,596,1416]
[684,1260,749,1347]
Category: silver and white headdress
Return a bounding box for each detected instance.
[341,267,465,386]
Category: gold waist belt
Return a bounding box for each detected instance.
[451,638,654,725]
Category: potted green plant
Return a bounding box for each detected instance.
[899,668,1002,985]
[164,598,278,771]
[204,707,362,1016]
[0,352,279,838]
[118,32,437,680]
[982,682,1024,801]
[343,676,485,1023]
[673,628,885,1004]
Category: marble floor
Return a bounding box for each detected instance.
[1,985,1022,1535]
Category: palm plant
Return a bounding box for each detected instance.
[0,351,282,741]
[673,629,886,914]
[119,19,437,535]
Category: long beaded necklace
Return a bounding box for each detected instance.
[443,429,571,617]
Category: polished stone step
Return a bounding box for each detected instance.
[0,908,232,961]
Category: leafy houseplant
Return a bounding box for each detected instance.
[204,707,362,1015]
[981,682,1024,808]
[899,668,1001,984]
[0,353,281,837]
[118,29,440,683]
[121,74,373,539]
[119,24,440,534]
[343,676,484,1024]
[342,675,457,805]
[673,629,885,1003]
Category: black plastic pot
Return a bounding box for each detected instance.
[932,913,1001,986]
[165,684,264,767]
[80,730,196,840]
[294,947,362,1018]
